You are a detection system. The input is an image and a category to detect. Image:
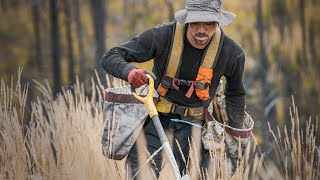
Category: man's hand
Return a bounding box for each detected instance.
[127,68,149,88]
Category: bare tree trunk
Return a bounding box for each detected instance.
[257,0,274,122]
[49,0,61,94]
[299,0,308,65]
[256,0,276,160]
[1,0,8,11]
[257,0,269,101]
[63,0,75,84]
[73,0,85,81]
[142,0,150,16]
[295,0,307,112]
[165,0,174,22]
[271,0,286,41]
[309,20,317,64]
[123,0,128,17]
[90,0,107,86]
[31,0,42,73]
[142,0,149,8]
[127,0,137,35]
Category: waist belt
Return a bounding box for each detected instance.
[155,97,205,120]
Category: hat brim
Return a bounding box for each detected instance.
[174,9,236,27]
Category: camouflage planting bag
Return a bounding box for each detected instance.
[202,80,254,155]
[201,82,254,173]
[101,85,158,160]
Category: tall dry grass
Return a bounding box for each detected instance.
[267,97,320,180]
[0,70,319,180]
[0,70,119,179]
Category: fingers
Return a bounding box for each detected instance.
[141,74,149,83]
[132,77,146,88]
[128,69,154,88]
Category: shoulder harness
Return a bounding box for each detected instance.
[157,22,222,101]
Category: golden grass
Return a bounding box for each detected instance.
[267,97,320,180]
[0,70,118,179]
[0,70,319,180]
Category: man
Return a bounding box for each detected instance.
[102,0,247,178]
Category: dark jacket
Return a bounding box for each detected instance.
[102,22,246,128]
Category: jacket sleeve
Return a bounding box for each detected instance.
[101,25,167,81]
[224,52,246,129]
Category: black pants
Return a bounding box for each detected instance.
[126,113,209,179]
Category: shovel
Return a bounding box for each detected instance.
[131,73,190,180]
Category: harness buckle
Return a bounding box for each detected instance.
[195,81,209,89]
[161,76,173,89]
[171,104,188,116]
[178,80,186,86]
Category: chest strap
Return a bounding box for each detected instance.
[157,22,222,101]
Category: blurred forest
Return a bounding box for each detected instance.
[0,0,319,157]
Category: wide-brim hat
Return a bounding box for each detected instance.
[175,0,236,27]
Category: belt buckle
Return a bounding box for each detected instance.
[195,82,208,89]
[179,80,187,86]
[172,104,188,116]
[189,107,204,117]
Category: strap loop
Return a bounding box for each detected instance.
[172,78,180,90]
[185,82,195,98]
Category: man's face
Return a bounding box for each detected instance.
[187,22,218,48]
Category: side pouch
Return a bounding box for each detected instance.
[202,119,225,151]
[102,101,148,160]
[195,66,213,101]
[101,85,158,160]
[224,112,254,174]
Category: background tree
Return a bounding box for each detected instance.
[62,0,75,84]
[49,0,61,94]
[31,0,42,73]
[90,0,107,86]
[299,0,307,66]
[0,0,8,11]
[256,0,271,118]
[166,0,174,22]
[73,0,86,81]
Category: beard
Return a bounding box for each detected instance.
[193,33,209,45]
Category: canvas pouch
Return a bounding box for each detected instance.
[101,85,158,160]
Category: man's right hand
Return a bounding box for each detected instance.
[127,68,149,88]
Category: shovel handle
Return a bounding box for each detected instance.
[131,73,189,180]
[131,73,158,118]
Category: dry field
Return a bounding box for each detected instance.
[1,71,319,180]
